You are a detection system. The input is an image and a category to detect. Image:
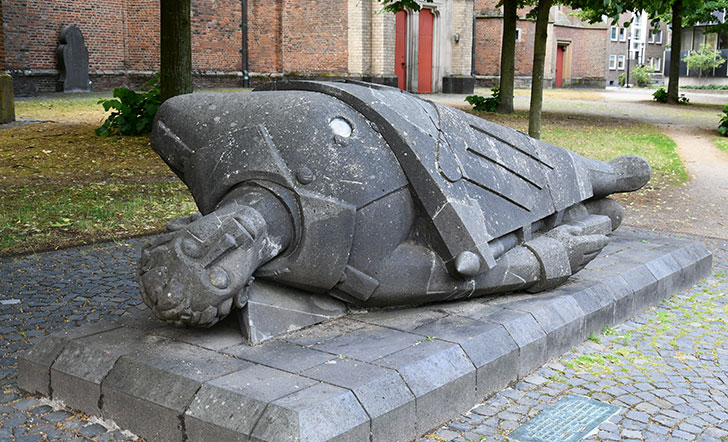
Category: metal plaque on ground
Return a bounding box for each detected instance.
[508,394,620,442]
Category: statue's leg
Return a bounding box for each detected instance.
[580,155,651,198]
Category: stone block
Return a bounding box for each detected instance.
[237,281,347,345]
[621,265,659,316]
[0,73,15,124]
[566,282,616,336]
[17,321,120,396]
[684,243,713,280]
[303,359,416,442]
[250,383,370,442]
[376,339,476,435]
[311,324,422,362]
[355,307,447,331]
[50,327,158,416]
[102,342,250,442]
[479,308,548,378]
[411,315,519,398]
[185,365,317,441]
[223,340,334,373]
[505,295,586,360]
[645,254,683,304]
[154,313,244,351]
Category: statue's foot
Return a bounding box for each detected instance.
[138,207,267,328]
[611,155,651,193]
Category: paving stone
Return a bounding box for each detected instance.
[376,339,476,435]
[302,358,416,442]
[185,364,317,441]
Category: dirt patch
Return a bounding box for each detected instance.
[620,125,728,239]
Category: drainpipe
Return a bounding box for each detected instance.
[471,12,476,76]
[241,0,249,87]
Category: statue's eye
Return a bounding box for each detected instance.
[329,117,352,138]
[208,267,230,290]
[182,238,203,258]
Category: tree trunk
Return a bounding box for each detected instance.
[667,0,682,104]
[160,0,193,102]
[497,0,517,113]
[527,0,552,139]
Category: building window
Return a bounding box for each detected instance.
[618,55,626,70]
[634,28,641,41]
[656,29,662,44]
[516,28,522,42]
[611,26,618,41]
[619,28,627,41]
[609,55,617,70]
[654,57,662,71]
[649,31,655,43]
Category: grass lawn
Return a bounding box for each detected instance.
[475,110,688,187]
[714,137,728,153]
[2,93,687,256]
[2,105,196,255]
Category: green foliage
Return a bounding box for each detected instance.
[682,43,726,77]
[375,0,420,12]
[618,73,626,87]
[681,84,728,90]
[465,87,501,112]
[718,103,728,136]
[653,87,668,102]
[96,74,161,137]
[653,87,690,104]
[632,65,654,87]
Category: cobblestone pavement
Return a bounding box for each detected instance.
[1,240,145,442]
[423,232,728,442]
[1,230,727,442]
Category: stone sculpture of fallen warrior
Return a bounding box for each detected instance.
[138,80,650,334]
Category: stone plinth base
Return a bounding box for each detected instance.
[18,231,712,442]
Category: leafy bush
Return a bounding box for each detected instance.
[682,43,726,77]
[465,87,501,112]
[618,73,626,87]
[96,74,161,137]
[652,87,690,104]
[632,65,654,87]
[718,104,728,136]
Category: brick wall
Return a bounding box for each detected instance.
[554,25,606,79]
[248,0,282,72]
[474,17,536,76]
[3,0,127,72]
[281,0,348,73]
[0,1,5,70]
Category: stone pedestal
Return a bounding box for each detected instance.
[0,72,14,124]
[18,231,712,442]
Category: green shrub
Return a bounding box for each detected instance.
[465,87,500,112]
[96,74,161,137]
[652,87,690,104]
[718,104,728,136]
[632,65,653,87]
[618,73,626,87]
[653,87,668,103]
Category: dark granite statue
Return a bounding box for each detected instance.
[56,25,90,93]
[139,80,650,335]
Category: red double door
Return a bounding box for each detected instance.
[395,9,433,93]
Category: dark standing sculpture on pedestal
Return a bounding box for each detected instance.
[139,80,651,342]
[56,25,90,93]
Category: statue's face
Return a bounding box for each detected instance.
[138,212,259,328]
